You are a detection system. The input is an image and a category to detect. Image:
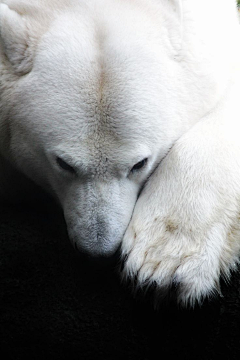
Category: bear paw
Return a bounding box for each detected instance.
[121,212,240,308]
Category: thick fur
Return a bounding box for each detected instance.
[0,0,240,307]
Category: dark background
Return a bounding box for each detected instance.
[1,192,240,360]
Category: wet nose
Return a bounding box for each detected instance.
[74,243,121,269]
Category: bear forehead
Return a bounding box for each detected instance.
[18,13,163,146]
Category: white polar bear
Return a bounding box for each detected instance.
[0,0,240,307]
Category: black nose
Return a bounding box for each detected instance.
[74,243,121,269]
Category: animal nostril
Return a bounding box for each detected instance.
[74,243,121,269]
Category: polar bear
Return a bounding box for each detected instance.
[0,0,240,307]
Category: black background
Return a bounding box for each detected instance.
[1,193,240,360]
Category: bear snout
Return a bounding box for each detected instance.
[74,238,121,268]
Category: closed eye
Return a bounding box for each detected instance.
[56,157,76,174]
[131,158,148,172]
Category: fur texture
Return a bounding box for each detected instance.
[0,0,240,307]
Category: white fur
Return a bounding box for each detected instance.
[0,0,240,307]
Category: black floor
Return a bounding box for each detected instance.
[1,196,240,360]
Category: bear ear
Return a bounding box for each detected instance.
[0,3,33,75]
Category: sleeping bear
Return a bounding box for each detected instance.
[0,0,240,306]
